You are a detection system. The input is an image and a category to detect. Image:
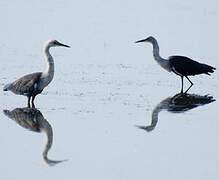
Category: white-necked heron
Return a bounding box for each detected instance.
[3,40,70,107]
[136,36,216,92]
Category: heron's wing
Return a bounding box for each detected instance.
[168,56,215,76]
[9,72,42,95]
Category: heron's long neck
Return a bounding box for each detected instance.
[151,41,171,72]
[42,46,54,86]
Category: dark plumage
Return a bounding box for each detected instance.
[169,56,216,76]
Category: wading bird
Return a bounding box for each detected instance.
[3,40,70,107]
[135,36,216,92]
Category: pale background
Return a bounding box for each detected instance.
[0,0,219,179]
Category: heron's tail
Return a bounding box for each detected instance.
[202,64,216,75]
[3,83,11,91]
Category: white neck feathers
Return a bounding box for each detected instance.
[150,39,171,72]
[40,44,55,88]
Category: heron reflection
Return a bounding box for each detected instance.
[3,107,66,166]
[137,92,215,132]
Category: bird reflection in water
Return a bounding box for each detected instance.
[137,91,216,132]
[3,107,66,166]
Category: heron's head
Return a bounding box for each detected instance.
[46,40,70,48]
[135,36,156,44]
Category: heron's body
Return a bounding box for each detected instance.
[135,36,216,92]
[3,40,70,107]
[169,56,215,76]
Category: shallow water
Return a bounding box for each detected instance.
[1,0,219,180]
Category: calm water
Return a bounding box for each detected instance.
[1,0,219,180]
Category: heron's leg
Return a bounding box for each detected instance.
[27,96,31,107]
[184,84,193,93]
[185,76,193,86]
[31,95,36,108]
[180,76,184,93]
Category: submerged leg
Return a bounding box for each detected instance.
[185,76,194,86]
[27,96,31,107]
[31,95,36,108]
[180,76,184,93]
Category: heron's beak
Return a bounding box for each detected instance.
[135,38,147,43]
[58,42,71,48]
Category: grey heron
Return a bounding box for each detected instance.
[135,36,216,92]
[3,40,70,107]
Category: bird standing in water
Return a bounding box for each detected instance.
[135,36,216,92]
[3,40,70,107]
